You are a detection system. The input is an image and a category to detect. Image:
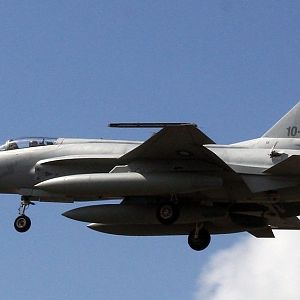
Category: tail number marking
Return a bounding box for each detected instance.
[287,126,299,137]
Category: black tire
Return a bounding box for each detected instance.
[156,202,179,225]
[14,215,31,233]
[188,228,211,251]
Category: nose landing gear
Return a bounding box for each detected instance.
[14,196,34,233]
[14,215,31,233]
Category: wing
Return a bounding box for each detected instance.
[120,125,231,171]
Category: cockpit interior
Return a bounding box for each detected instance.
[0,138,58,151]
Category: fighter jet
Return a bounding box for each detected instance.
[1,103,300,251]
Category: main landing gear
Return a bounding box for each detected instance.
[156,202,179,224]
[14,196,34,233]
[156,200,211,251]
[188,225,211,251]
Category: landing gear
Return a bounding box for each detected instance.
[157,202,179,224]
[188,226,211,251]
[14,196,34,233]
[14,215,31,232]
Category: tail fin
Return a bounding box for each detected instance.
[263,102,300,138]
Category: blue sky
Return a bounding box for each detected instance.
[0,1,300,299]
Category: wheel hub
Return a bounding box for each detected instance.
[159,205,173,220]
[16,217,27,228]
[14,215,31,233]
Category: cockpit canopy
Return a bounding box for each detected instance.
[0,137,58,151]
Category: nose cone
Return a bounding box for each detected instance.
[35,177,66,193]
[62,205,101,222]
[62,207,86,222]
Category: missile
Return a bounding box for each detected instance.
[36,172,222,197]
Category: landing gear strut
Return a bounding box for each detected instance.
[14,196,34,233]
[188,226,211,251]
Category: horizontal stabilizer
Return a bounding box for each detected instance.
[271,216,300,230]
[247,226,275,238]
[242,174,299,193]
[264,155,300,176]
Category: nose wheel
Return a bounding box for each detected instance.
[14,215,31,232]
[14,196,34,233]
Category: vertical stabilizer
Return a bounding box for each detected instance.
[263,102,300,138]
